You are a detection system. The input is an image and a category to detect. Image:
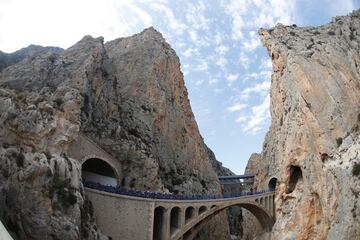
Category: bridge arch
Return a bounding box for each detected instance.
[198,206,207,215]
[170,207,181,236]
[153,206,165,240]
[81,157,120,186]
[181,202,274,240]
[185,207,195,223]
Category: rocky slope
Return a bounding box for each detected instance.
[250,9,360,239]
[0,28,230,239]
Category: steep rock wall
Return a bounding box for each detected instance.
[0,28,230,239]
[252,10,360,239]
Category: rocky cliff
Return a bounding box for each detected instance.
[250,9,360,239]
[0,28,230,239]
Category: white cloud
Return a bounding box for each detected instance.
[0,0,156,52]
[227,103,247,112]
[124,1,153,26]
[188,29,198,42]
[215,57,228,69]
[236,116,247,123]
[195,79,205,86]
[260,57,273,69]
[181,63,191,75]
[209,78,219,85]
[182,48,198,58]
[224,0,296,42]
[241,80,271,99]
[238,52,251,69]
[225,0,249,40]
[215,45,230,55]
[242,31,261,51]
[328,0,355,16]
[194,62,209,72]
[185,1,210,30]
[214,31,225,45]
[149,2,187,35]
[243,94,270,135]
[243,70,272,81]
[226,74,239,83]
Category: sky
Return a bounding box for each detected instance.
[1,0,359,174]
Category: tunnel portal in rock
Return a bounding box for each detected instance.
[268,177,278,191]
[82,158,118,186]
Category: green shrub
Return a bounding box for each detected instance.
[48,175,77,209]
[47,54,57,63]
[44,151,52,161]
[16,152,25,167]
[1,169,9,178]
[352,162,360,177]
[15,93,25,102]
[336,137,343,147]
[53,98,64,108]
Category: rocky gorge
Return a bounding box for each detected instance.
[0,28,231,239]
[0,7,360,240]
[248,9,360,239]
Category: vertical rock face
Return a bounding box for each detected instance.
[0,28,230,239]
[252,10,360,239]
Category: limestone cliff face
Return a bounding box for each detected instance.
[252,10,360,239]
[0,28,230,239]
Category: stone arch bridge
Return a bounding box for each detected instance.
[85,186,275,240]
[68,134,275,240]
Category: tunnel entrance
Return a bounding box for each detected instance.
[286,165,302,193]
[82,158,117,186]
[268,177,278,191]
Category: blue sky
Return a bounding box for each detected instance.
[1,0,359,174]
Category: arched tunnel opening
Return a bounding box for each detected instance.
[286,165,302,193]
[268,177,278,191]
[82,158,117,186]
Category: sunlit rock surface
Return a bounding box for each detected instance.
[248,9,360,239]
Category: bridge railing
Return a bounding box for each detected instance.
[83,181,274,201]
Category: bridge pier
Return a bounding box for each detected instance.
[179,208,186,229]
[161,208,171,240]
[271,195,275,216]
